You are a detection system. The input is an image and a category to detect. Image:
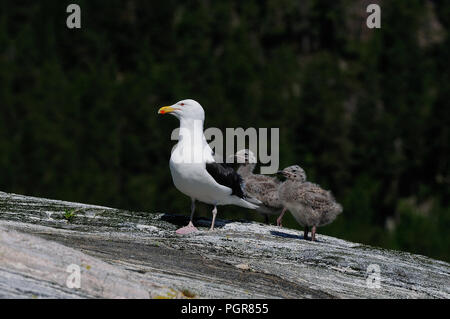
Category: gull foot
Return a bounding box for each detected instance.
[175,222,198,235]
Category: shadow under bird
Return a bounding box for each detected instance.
[277,165,342,241]
[234,149,284,225]
[158,99,259,234]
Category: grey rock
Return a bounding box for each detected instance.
[0,191,448,299]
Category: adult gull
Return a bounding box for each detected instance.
[158,99,259,234]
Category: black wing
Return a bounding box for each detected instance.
[205,162,244,198]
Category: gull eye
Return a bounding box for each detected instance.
[179,103,185,106]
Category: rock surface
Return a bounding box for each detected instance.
[0,191,449,299]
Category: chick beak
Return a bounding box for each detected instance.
[276,171,287,181]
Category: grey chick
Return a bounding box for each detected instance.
[234,149,284,225]
[277,165,342,241]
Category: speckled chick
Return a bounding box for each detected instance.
[277,165,342,241]
[235,149,284,224]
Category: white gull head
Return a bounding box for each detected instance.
[158,99,205,121]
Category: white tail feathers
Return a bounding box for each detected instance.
[245,196,262,205]
[231,196,260,209]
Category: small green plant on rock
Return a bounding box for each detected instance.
[64,210,76,223]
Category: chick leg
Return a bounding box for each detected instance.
[303,226,309,240]
[277,208,286,227]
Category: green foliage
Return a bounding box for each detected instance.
[64,209,76,223]
[391,198,450,262]
[0,1,448,261]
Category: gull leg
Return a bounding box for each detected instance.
[176,198,199,235]
[210,205,217,231]
[311,226,317,241]
[304,226,309,240]
[264,214,269,225]
[189,199,196,222]
[276,208,286,227]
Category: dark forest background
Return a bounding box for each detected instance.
[0,0,449,261]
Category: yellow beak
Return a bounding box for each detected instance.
[158,106,177,114]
